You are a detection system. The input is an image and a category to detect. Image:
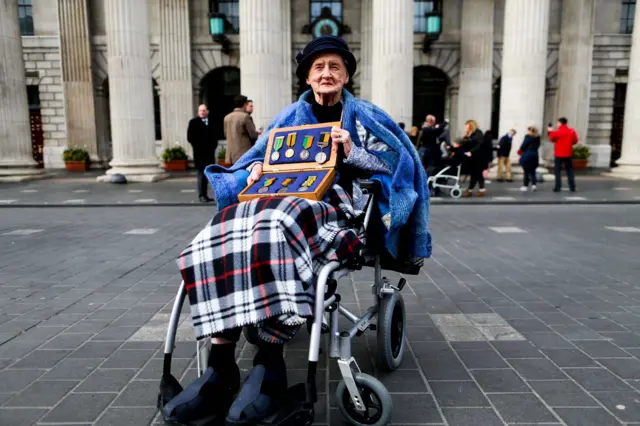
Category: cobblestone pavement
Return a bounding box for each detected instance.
[1,171,639,206]
[0,205,639,425]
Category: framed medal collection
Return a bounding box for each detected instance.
[238,122,340,202]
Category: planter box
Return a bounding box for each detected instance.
[572,159,588,169]
[164,160,188,171]
[64,161,88,172]
[217,159,231,168]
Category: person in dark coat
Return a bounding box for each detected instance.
[495,129,516,182]
[418,115,445,172]
[462,120,487,197]
[518,126,541,192]
[187,104,218,202]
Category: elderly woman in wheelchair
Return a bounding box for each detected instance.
[160,36,431,426]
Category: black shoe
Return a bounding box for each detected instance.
[553,188,561,193]
[570,188,576,193]
[497,179,504,183]
[199,195,214,203]
[506,179,513,183]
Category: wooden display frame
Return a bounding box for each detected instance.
[238,122,340,202]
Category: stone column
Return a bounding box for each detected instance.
[58,0,100,165]
[555,0,594,145]
[160,0,193,155]
[0,0,43,181]
[239,0,291,130]
[612,2,640,179]
[458,0,494,132]
[100,0,166,182]
[359,0,372,101]
[498,0,550,164]
[371,0,413,124]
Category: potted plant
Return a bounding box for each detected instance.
[572,144,591,169]
[162,146,188,171]
[63,147,90,172]
[217,147,230,167]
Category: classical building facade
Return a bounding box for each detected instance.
[1,0,639,181]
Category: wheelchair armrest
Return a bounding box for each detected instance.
[359,180,382,195]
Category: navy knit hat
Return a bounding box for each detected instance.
[295,35,357,81]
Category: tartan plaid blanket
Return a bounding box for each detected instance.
[177,185,365,343]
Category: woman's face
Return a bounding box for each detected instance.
[306,53,349,97]
[464,123,471,134]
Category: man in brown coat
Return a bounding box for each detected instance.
[223,95,259,164]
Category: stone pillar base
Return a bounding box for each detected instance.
[603,165,640,181]
[0,168,49,183]
[98,164,168,183]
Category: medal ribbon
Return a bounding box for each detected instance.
[318,132,330,148]
[302,136,313,150]
[302,176,317,188]
[286,133,296,148]
[263,177,276,187]
[273,136,284,151]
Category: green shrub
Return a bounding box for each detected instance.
[217,147,226,160]
[62,147,90,162]
[572,144,590,160]
[162,146,188,162]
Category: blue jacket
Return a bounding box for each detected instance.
[204,90,432,260]
[519,135,540,170]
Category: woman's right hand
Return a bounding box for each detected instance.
[247,163,263,186]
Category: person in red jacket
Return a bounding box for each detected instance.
[547,117,578,192]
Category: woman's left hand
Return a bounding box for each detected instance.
[331,127,352,157]
[465,152,472,157]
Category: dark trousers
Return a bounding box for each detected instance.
[523,167,537,186]
[196,169,209,198]
[212,327,242,342]
[468,171,485,190]
[554,157,576,190]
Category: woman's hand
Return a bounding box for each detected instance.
[247,163,263,186]
[331,127,353,158]
[465,152,472,157]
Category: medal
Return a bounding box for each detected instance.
[315,132,330,164]
[298,175,317,192]
[285,133,296,158]
[300,135,313,160]
[258,177,276,193]
[271,136,284,162]
[276,177,295,194]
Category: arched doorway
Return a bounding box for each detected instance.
[199,67,241,142]
[491,77,501,138]
[413,66,449,127]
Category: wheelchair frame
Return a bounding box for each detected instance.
[427,164,463,199]
[160,182,421,425]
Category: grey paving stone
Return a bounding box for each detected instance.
[10,349,70,368]
[69,341,122,358]
[406,313,435,327]
[0,408,48,425]
[528,380,599,407]
[564,368,634,391]
[41,357,102,380]
[523,332,575,349]
[40,333,95,350]
[19,325,67,341]
[419,357,471,381]
[112,380,158,407]
[385,393,443,424]
[471,369,529,393]
[507,318,553,332]
[92,326,139,341]
[591,391,640,423]
[0,339,42,359]
[95,407,158,426]
[450,341,492,351]
[64,320,111,334]
[488,393,557,423]
[456,349,508,369]
[534,312,579,326]
[4,380,78,407]
[551,325,604,340]
[407,326,446,342]
[599,331,640,348]
[101,349,155,369]
[430,381,490,407]
[491,341,543,358]
[509,358,567,380]
[41,392,117,423]
[492,307,534,320]
[75,368,137,393]
[0,369,45,393]
[580,318,627,332]
[597,358,640,379]
[573,340,631,358]
[137,358,189,381]
[541,348,598,367]
[441,407,502,426]
[554,407,624,426]
[376,369,428,393]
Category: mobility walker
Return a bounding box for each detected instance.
[158,180,424,426]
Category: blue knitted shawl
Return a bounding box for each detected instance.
[205,90,432,259]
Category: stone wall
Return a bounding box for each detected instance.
[587,35,631,168]
[22,37,66,169]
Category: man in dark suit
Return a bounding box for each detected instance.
[187,104,217,202]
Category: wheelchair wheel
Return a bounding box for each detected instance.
[243,326,261,345]
[336,373,393,426]
[376,291,406,371]
[450,187,462,199]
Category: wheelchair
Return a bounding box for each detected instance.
[157,180,424,426]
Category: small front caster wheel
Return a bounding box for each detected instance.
[450,187,462,199]
[335,373,393,426]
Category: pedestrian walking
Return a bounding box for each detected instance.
[223,95,259,165]
[462,120,487,197]
[496,129,516,182]
[518,126,541,192]
[548,117,578,192]
[187,104,217,203]
[417,115,445,170]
